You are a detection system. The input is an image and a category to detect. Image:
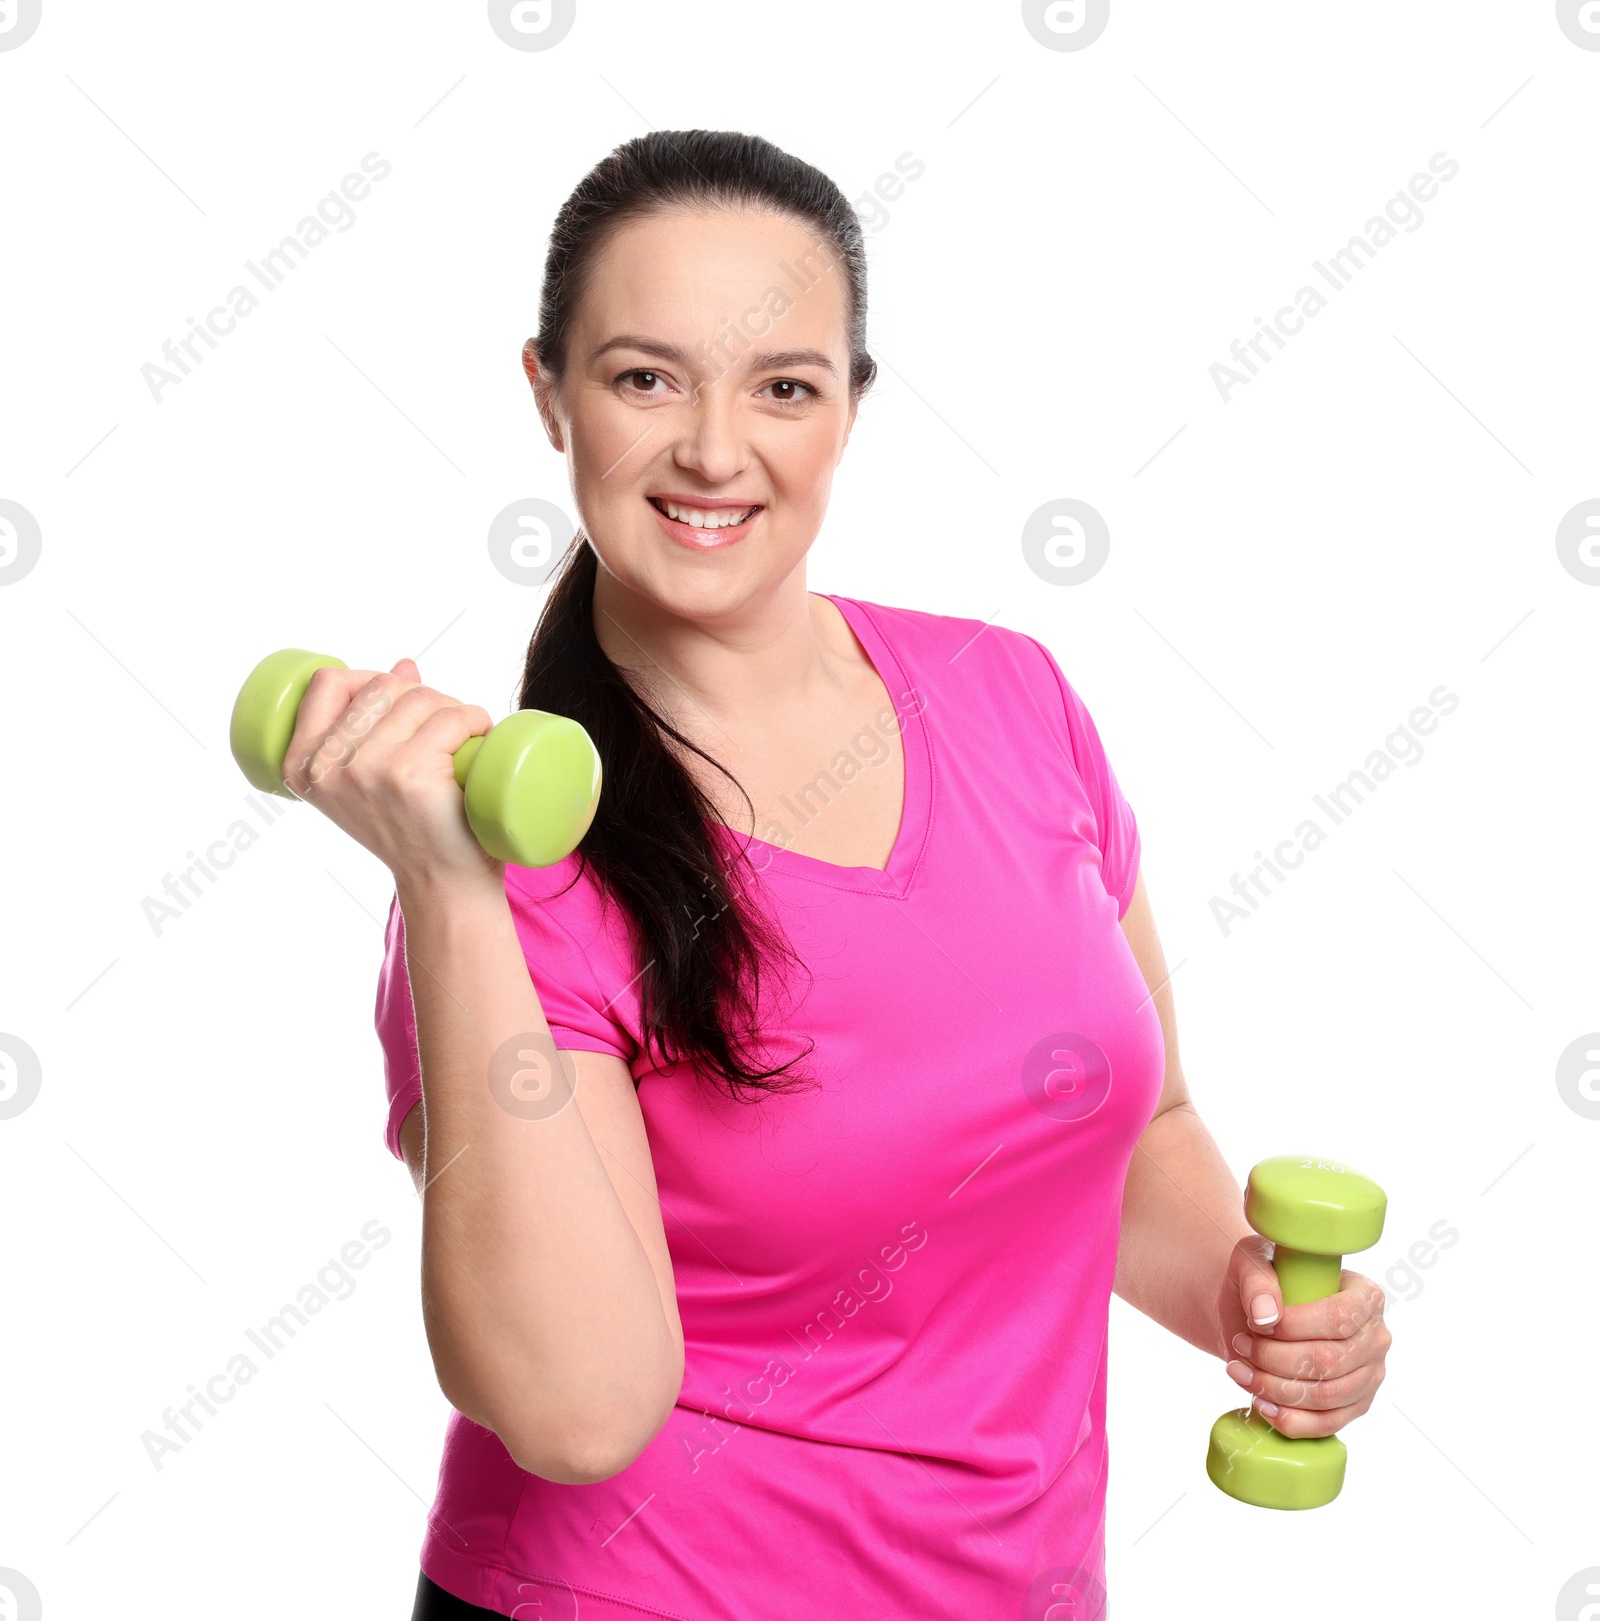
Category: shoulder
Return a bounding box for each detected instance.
[832,594,1109,779]
[830,593,1066,703]
[504,855,624,953]
[828,593,1043,667]
[503,858,644,1060]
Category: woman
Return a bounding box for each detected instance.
[285,130,1391,1620]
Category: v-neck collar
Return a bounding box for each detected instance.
[710,593,933,899]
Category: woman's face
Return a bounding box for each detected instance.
[530,204,859,624]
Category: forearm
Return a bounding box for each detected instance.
[1113,1102,1253,1358]
[396,871,678,1481]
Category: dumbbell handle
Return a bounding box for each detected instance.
[1270,1247,1343,1306]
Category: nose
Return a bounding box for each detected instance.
[670,376,749,488]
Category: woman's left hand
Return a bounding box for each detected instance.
[1217,1235,1391,1436]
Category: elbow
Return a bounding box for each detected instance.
[504,1396,677,1485]
[492,1355,684,1485]
[436,1330,684,1485]
[519,1435,644,1487]
[440,1376,639,1484]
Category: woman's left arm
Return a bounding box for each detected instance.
[1113,869,1392,1438]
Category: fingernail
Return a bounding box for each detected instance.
[1253,1397,1280,1419]
[1225,1359,1253,1389]
[1250,1294,1279,1327]
[1231,1332,1252,1357]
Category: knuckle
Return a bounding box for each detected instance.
[349,685,391,719]
[1286,1347,1320,1381]
[398,685,448,718]
[361,671,407,705]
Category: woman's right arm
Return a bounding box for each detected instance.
[287,660,684,1484]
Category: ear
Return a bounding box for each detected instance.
[522,337,565,454]
[838,390,860,458]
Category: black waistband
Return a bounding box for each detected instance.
[411,1571,513,1620]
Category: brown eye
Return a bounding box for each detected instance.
[618,369,670,398]
[761,379,818,407]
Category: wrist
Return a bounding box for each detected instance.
[392,864,508,922]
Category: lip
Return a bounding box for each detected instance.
[646,495,762,550]
[647,493,760,510]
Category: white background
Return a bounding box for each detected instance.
[1,2,1594,1616]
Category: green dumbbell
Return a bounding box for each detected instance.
[229,648,602,868]
[1206,1154,1387,1510]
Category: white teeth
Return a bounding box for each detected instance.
[660,501,753,529]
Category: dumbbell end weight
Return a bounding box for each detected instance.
[453,708,603,867]
[1206,1154,1386,1511]
[1206,1410,1347,1510]
[230,649,347,799]
[229,648,602,868]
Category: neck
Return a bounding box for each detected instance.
[591,568,848,738]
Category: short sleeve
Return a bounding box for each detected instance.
[373,874,640,1163]
[1021,635,1142,920]
[503,870,639,1064]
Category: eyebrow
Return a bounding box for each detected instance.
[588,335,838,377]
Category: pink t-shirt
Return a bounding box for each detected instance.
[375,595,1163,1621]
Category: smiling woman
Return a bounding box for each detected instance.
[276,128,1396,1621]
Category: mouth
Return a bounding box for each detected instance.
[647,496,763,548]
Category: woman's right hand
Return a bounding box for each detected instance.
[280,656,501,891]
